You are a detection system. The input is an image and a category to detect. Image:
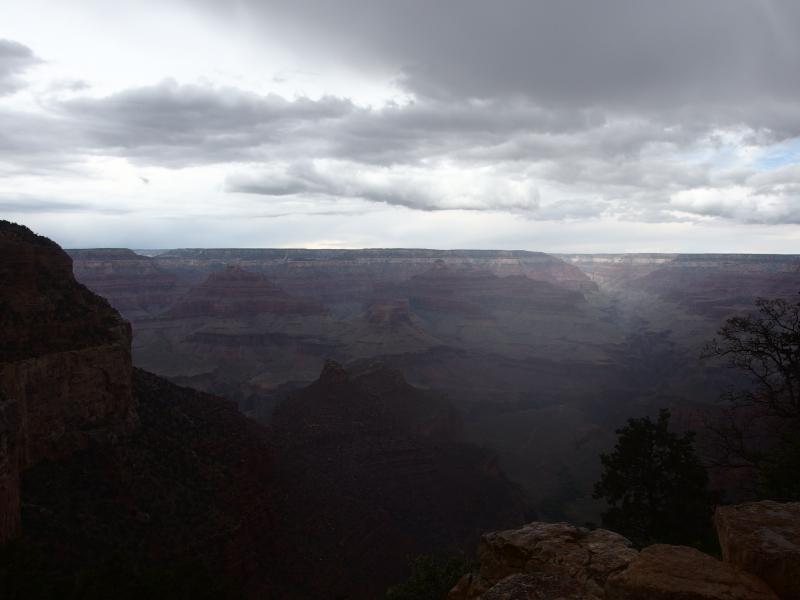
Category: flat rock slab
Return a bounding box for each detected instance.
[605,544,778,600]
[715,500,800,600]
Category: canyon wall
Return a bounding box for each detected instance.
[0,221,137,544]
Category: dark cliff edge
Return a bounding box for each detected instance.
[0,220,136,544]
[0,221,276,598]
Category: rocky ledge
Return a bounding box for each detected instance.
[452,501,800,599]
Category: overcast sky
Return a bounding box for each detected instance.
[2,0,800,251]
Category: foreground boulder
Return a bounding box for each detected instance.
[448,522,637,599]
[715,501,800,600]
[451,521,786,600]
[605,544,778,600]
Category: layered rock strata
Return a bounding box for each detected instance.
[68,248,179,319]
[167,264,325,318]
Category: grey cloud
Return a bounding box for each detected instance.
[0,196,129,215]
[196,1,800,131]
[55,79,355,166]
[226,161,540,212]
[662,163,800,225]
[4,76,789,223]
[0,107,87,176]
[16,79,675,172]
[0,39,40,95]
[3,14,800,228]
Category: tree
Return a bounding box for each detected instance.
[593,409,718,549]
[703,295,800,500]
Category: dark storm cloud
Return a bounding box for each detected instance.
[200,0,800,123]
[54,79,355,166]
[47,87,680,169]
[0,39,40,95]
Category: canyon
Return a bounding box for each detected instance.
[3,220,800,597]
[1,221,528,598]
[67,246,800,525]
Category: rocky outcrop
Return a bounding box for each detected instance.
[605,545,778,600]
[0,221,136,545]
[715,501,800,600]
[451,515,797,600]
[449,522,637,599]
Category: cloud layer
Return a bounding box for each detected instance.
[1,0,800,248]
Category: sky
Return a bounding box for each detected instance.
[2,0,800,252]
